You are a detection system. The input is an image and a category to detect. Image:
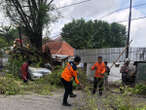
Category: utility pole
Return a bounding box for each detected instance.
[126,0,132,58]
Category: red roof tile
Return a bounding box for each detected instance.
[42,40,74,56]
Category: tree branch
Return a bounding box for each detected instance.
[12,0,33,32]
[47,0,54,7]
[31,0,39,12]
[28,0,37,30]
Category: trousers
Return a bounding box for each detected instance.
[93,77,104,94]
[61,78,72,104]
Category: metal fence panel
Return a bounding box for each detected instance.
[137,63,146,81]
[75,47,146,63]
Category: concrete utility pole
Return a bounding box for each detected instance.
[126,0,132,58]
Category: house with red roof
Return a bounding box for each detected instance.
[42,37,74,65]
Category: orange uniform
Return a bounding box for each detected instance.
[91,62,106,78]
[61,62,80,84]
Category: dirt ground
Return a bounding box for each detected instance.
[0,89,145,110]
[0,89,82,110]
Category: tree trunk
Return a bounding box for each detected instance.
[29,32,42,52]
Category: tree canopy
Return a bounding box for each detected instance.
[0,26,18,46]
[2,0,58,50]
[61,19,127,49]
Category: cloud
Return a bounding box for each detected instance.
[101,8,143,23]
[52,0,146,47]
[50,0,120,38]
[51,0,146,47]
[101,8,146,47]
[130,18,146,47]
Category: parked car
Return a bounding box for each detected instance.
[28,67,52,80]
[43,63,52,70]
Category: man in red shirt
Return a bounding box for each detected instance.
[21,61,32,83]
[91,56,106,96]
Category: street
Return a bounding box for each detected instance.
[0,90,82,110]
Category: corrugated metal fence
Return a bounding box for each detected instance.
[75,47,146,63]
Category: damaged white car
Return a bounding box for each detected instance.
[28,67,52,80]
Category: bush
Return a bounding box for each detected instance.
[19,81,56,95]
[47,66,63,86]
[79,85,146,110]
[7,55,24,77]
[0,77,20,95]
[132,84,146,95]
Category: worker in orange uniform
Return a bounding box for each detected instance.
[61,56,81,106]
[91,56,106,96]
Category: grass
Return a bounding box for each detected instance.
[78,86,146,110]
[76,71,146,110]
[1,65,146,110]
[0,66,64,96]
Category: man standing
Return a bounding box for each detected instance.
[91,56,106,96]
[120,59,136,87]
[128,62,136,87]
[120,59,130,86]
[61,56,81,106]
[21,60,32,83]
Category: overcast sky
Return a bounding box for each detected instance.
[51,0,146,47]
[0,0,146,47]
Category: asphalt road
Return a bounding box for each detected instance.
[0,90,82,110]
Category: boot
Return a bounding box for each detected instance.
[99,90,102,96]
[62,102,72,106]
[92,89,96,95]
[70,93,77,98]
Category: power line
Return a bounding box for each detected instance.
[99,2,146,19]
[51,2,146,38]
[54,1,146,23]
[118,16,146,23]
[55,0,92,10]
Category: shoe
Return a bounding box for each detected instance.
[92,90,96,95]
[62,103,72,106]
[99,91,102,96]
[70,94,77,98]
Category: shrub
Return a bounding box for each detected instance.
[132,84,146,95]
[79,85,146,110]
[0,77,20,95]
[19,81,56,95]
[7,55,24,77]
[47,66,63,86]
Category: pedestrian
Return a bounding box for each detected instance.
[120,59,130,86]
[61,56,81,106]
[21,60,32,83]
[128,62,136,87]
[91,56,106,96]
[104,61,110,90]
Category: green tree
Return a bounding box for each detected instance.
[42,37,50,45]
[2,0,58,50]
[61,19,126,49]
[0,26,18,46]
[110,23,127,47]
[0,37,8,48]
